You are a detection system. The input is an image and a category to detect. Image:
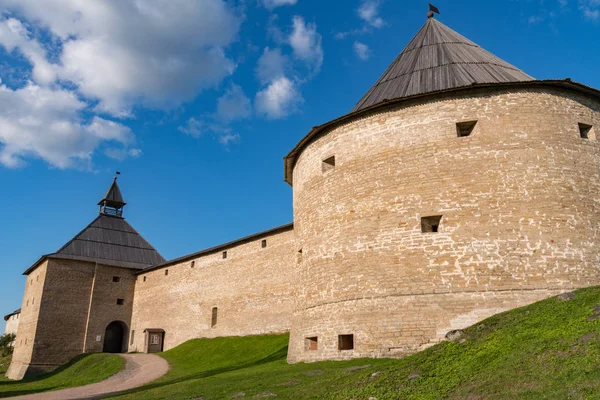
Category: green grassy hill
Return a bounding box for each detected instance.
[2,287,600,399]
[111,286,600,400]
[0,353,123,397]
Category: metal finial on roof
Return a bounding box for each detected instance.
[428,3,440,18]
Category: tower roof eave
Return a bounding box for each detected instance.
[283,79,600,186]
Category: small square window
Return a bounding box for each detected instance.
[191,261,195,268]
[261,239,267,248]
[322,155,336,173]
[456,121,477,137]
[305,336,318,351]
[421,215,443,233]
[338,334,354,351]
[112,276,121,283]
[223,251,228,259]
[165,270,169,276]
[117,299,125,305]
[579,123,593,139]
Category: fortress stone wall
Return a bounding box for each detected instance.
[6,18,600,381]
[287,87,600,362]
[129,225,296,352]
[7,259,137,379]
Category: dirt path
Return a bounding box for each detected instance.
[13,354,169,400]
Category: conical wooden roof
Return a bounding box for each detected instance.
[352,18,534,112]
[98,177,126,207]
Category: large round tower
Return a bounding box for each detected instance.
[285,17,600,363]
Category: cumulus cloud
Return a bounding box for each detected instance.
[255,47,288,85]
[219,133,240,147]
[216,84,252,123]
[289,16,323,73]
[353,42,370,60]
[178,117,205,138]
[261,0,298,10]
[580,0,600,20]
[0,0,242,116]
[358,0,385,28]
[255,76,303,119]
[0,81,135,168]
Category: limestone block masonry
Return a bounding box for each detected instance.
[287,87,600,363]
[7,260,137,380]
[130,227,296,352]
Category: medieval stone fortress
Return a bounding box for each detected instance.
[5,15,600,380]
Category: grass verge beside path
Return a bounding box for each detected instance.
[110,286,600,400]
[0,353,124,398]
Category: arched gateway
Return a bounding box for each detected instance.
[103,321,127,353]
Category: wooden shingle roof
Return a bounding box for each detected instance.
[24,214,166,274]
[352,18,534,112]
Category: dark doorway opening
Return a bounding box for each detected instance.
[103,321,126,353]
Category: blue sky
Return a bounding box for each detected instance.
[1,0,599,326]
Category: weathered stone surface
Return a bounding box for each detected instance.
[408,373,420,381]
[344,365,372,374]
[445,330,465,342]
[288,87,600,363]
[129,228,296,352]
[557,292,576,302]
[304,370,324,376]
[254,392,276,398]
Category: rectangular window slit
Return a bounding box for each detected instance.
[456,121,477,137]
[305,336,318,351]
[261,239,267,248]
[222,251,228,259]
[421,215,443,233]
[211,307,218,328]
[112,276,121,283]
[338,334,354,350]
[143,276,147,282]
[579,123,593,139]
[165,270,169,276]
[117,299,125,305]
[191,261,195,268]
[322,155,336,173]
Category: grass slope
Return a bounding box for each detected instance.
[110,286,600,400]
[0,353,124,398]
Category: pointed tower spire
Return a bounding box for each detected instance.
[98,174,126,217]
[352,18,534,112]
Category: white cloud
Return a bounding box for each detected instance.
[353,42,370,60]
[178,117,205,137]
[0,0,242,116]
[219,133,240,147]
[580,0,600,19]
[261,0,298,10]
[358,0,385,28]
[0,81,135,168]
[255,47,288,85]
[216,84,251,122]
[289,16,323,73]
[255,76,303,119]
